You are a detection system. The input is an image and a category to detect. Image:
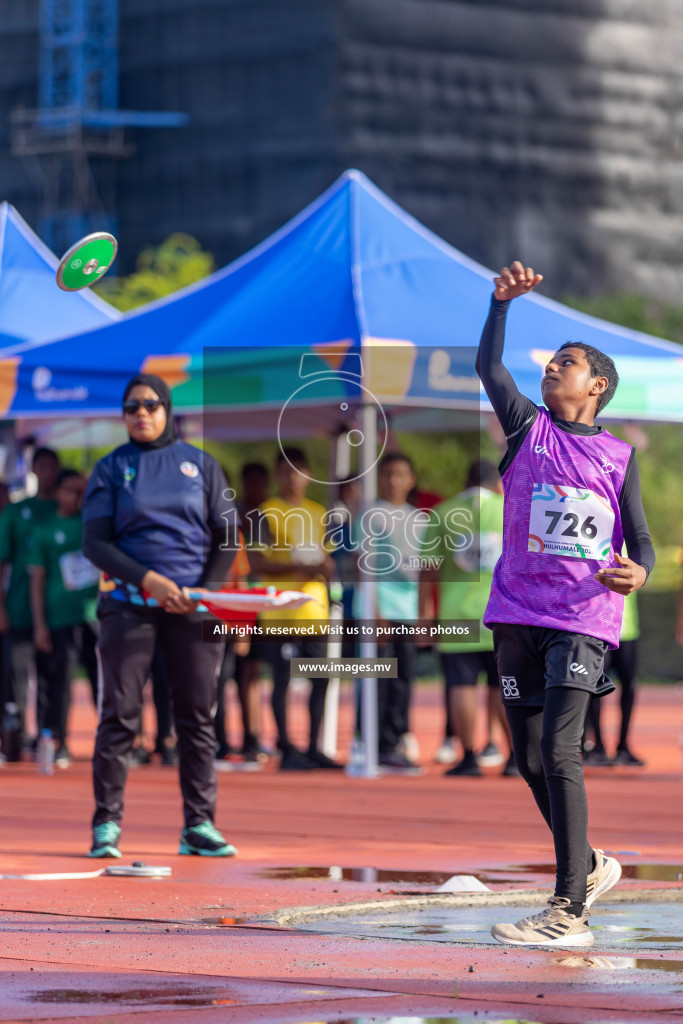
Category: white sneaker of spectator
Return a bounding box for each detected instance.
[398,732,421,763]
[434,738,457,765]
[477,742,505,768]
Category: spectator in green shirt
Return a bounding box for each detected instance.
[584,590,644,767]
[0,448,60,751]
[419,459,515,777]
[28,469,99,766]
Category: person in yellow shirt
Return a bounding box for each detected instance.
[214,525,255,763]
[249,448,340,771]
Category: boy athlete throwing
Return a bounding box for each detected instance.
[479,262,655,947]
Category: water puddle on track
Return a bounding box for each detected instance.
[200,916,246,925]
[553,954,683,972]
[261,862,683,887]
[481,862,683,884]
[29,987,238,1006]
[291,902,683,950]
[261,866,457,884]
[326,1019,545,1024]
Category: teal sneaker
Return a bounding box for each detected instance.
[179,821,237,857]
[89,821,122,858]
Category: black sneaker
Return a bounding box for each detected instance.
[583,747,613,767]
[129,744,151,767]
[241,739,269,763]
[161,744,179,766]
[378,751,422,774]
[445,756,481,777]
[179,821,237,857]
[54,744,72,769]
[280,747,315,771]
[308,749,344,770]
[613,747,645,767]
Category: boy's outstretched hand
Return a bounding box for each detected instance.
[595,553,647,595]
[494,260,543,301]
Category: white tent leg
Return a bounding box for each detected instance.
[322,599,343,757]
[357,401,380,777]
[335,429,352,479]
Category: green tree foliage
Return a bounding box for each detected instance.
[393,430,499,498]
[562,291,683,345]
[94,234,214,311]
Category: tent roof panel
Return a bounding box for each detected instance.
[0,173,682,422]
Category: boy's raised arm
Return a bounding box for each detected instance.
[476,261,543,441]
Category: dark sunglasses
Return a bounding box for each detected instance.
[123,399,162,414]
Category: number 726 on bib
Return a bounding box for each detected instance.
[528,483,614,560]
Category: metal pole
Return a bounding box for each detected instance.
[358,401,379,777]
[322,425,344,758]
[322,599,343,758]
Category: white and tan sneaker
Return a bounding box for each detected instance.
[491,896,593,947]
[398,732,421,763]
[586,848,622,908]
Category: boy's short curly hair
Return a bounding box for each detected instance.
[558,342,619,415]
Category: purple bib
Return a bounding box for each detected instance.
[485,408,632,647]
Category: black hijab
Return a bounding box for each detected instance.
[122,373,176,450]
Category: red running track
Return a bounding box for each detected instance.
[0,679,682,1023]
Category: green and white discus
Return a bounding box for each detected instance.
[56,232,118,291]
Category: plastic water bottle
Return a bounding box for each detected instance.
[329,579,344,608]
[37,728,55,776]
[1,702,22,762]
[346,735,366,777]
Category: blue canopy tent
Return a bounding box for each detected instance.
[1,170,682,435]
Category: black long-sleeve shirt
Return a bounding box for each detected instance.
[476,297,655,578]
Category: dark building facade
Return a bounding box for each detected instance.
[2,0,683,298]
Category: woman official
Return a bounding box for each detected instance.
[83,374,238,858]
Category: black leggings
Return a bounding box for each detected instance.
[265,640,328,754]
[590,639,638,751]
[43,622,99,745]
[506,687,594,903]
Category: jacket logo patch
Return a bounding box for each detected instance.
[180,461,199,478]
[123,466,136,482]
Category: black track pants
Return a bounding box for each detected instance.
[92,602,223,829]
